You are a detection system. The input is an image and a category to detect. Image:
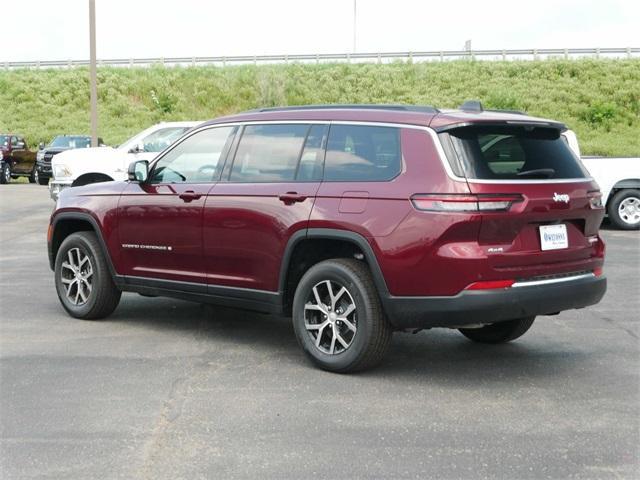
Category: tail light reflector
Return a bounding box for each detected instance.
[594,266,603,277]
[465,279,515,290]
[411,194,523,212]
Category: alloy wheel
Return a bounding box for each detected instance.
[304,280,357,355]
[60,247,93,306]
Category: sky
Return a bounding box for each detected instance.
[1,0,638,62]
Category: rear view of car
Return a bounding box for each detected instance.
[434,115,605,293]
[387,106,607,340]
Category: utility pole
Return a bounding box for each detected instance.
[353,0,357,53]
[89,0,98,147]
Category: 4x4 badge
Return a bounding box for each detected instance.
[553,193,570,203]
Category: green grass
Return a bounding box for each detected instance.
[1,58,638,156]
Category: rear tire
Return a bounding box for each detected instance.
[608,189,640,230]
[292,258,392,373]
[0,163,10,184]
[55,231,121,320]
[459,316,535,344]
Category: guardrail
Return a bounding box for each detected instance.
[2,47,638,69]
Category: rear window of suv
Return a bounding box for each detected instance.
[439,126,588,180]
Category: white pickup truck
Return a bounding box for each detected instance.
[49,121,201,200]
[564,131,640,230]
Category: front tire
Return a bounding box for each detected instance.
[37,171,49,186]
[29,166,37,183]
[54,231,121,319]
[608,189,640,230]
[0,163,10,184]
[459,316,535,344]
[292,258,392,373]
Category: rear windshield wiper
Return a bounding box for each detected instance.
[517,168,555,179]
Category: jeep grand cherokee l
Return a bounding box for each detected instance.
[47,103,607,372]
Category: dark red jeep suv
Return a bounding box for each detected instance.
[48,103,606,372]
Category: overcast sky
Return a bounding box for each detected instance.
[2,0,638,61]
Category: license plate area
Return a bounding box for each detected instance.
[539,224,568,251]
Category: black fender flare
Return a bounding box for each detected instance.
[49,212,119,282]
[278,228,390,298]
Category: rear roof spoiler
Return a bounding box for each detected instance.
[433,120,567,133]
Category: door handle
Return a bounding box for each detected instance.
[178,190,202,202]
[278,192,307,204]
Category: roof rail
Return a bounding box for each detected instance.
[253,104,440,114]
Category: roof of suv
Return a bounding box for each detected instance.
[204,103,565,131]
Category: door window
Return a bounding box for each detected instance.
[296,125,327,182]
[230,124,309,182]
[150,127,234,183]
[324,125,401,181]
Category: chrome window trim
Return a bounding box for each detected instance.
[511,273,595,288]
[150,119,593,185]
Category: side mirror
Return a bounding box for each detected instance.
[39,142,45,150]
[128,160,149,182]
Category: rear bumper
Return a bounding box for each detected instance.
[383,273,607,329]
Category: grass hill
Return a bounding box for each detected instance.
[0,58,638,156]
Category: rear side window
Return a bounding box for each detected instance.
[230,124,308,182]
[324,125,401,182]
[439,126,588,180]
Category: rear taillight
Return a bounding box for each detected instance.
[594,266,604,277]
[465,279,515,290]
[588,190,603,209]
[411,194,523,212]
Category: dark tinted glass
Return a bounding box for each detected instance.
[296,125,327,181]
[230,124,308,182]
[151,126,234,183]
[324,125,401,181]
[49,136,92,148]
[442,126,587,180]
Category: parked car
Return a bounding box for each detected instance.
[561,131,639,230]
[34,135,104,186]
[49,122,200,200]
[47,103,606,372]
[0,134,37,184]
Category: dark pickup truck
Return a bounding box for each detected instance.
[0,134,38,184]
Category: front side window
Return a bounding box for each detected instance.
[324,125,401,181]
[440,126,588,180]
[150,127,234,183]
[230,124,309,182]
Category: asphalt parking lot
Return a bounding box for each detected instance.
[1,183,638,480]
